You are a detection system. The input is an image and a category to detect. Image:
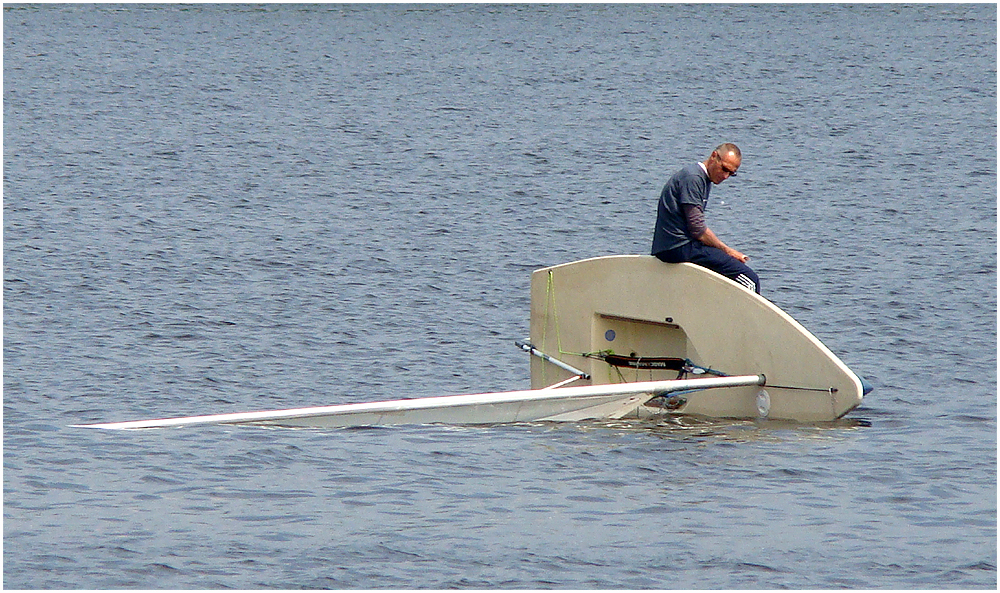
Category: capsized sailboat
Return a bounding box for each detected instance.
[74,256,869,430]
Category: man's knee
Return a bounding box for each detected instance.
[734,272,760,293]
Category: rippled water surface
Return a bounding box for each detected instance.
[4,4,996,589]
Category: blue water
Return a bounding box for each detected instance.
[4,4,996,589]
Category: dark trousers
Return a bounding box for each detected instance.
[655,242,761,294]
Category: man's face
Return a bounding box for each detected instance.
[708,150,741,184]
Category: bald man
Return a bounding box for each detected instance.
[651,143,760,293]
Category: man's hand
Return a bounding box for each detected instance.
[724,247,750,263]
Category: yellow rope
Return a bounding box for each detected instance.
[545,270,596,358]
[553,272,568,357]
[541,270,557,385]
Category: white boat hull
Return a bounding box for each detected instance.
[530,256,867,422]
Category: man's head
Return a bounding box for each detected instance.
[705,143,741,184]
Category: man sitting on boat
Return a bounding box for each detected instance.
[651,143,761,293]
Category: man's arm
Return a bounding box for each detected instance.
[683,204,749,262]
[695,227,749,263]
